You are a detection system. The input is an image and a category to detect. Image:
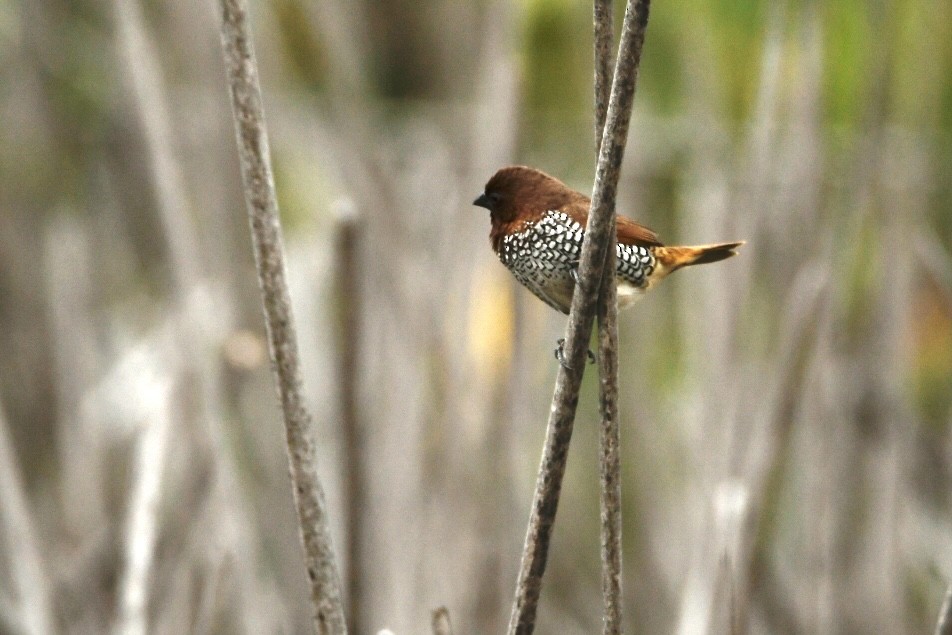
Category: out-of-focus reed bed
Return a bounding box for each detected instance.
[1,1,950,633]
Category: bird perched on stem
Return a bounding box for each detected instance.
[474,166,743,315]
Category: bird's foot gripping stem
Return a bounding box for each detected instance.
[554,338,596,368]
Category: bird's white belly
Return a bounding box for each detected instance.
[616,280,647,310]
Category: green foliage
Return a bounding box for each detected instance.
[519,0,592,169]
[273,0,327,90]
[822,2,876,127]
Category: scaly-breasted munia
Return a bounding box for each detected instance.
[474,166,743,314]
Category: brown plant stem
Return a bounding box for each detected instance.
[507,2,651,633]
[216,1,346,633]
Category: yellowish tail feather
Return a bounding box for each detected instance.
[649,241,745,284]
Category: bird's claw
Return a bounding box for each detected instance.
[554,338,596,368]
[554,338,568,367]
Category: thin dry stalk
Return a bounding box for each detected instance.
[44,217,105,534]
[596,262,623,635]
[217,1,347,633]
[915,228,952,303]
[334,202,366,634]
[507,2,651,633]
[112,0,200,289]
[593,0,614,154]
[0,398,53,635]
[936,583,952,635]
[431,607,454,635]
[112,1,268,627]
[672,6,788,631]
[593,1,624,633]
[114,380,172,635]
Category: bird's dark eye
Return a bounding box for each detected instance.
[489,192,502,204]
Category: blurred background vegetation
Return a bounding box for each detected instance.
[1,0,952,633]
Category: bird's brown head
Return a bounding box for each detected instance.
[473,166,583,224]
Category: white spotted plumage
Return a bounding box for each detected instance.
[497,210,656,314]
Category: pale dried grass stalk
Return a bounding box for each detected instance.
[936,583,952,635]
[0,399,53,635]
[112,0,267,628]
[114,380,172,635]
[431,606,454,635]
[217,0,347,631]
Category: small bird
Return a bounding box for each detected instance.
[474,166,743,314]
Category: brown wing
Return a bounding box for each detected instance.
[561,198,663,248]
[616,215,662,247]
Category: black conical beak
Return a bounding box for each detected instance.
[473,193,491,209]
